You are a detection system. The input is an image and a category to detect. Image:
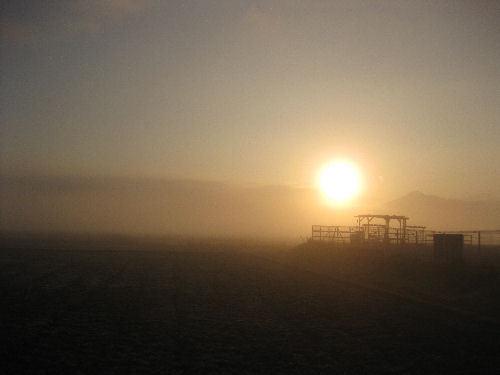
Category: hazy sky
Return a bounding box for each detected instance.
[2,0,499,200]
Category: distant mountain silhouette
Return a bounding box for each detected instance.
[384,191,500,230]
[2,175,499,235]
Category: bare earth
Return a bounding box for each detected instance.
[2,238,500,374]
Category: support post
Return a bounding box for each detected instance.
[402,218,407,245]
[384,216,390,244]
[478,231,481,256]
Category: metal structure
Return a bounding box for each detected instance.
[311,225,360,243]
[405,225,427,244]
[431,230,500,253]
[355,214,409,244]
[311,212,500,253]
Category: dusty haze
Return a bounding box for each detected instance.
[2,175,499,239]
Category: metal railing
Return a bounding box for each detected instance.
[311,225,360,243]
[311,225,500,249]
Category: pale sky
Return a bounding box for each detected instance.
[2,0,499,200]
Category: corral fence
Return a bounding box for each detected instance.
[311,226,361,243]
[311,225,500,251]
[424,230,500,252]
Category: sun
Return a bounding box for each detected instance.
[318,160,362,205]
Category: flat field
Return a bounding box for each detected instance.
[2,235,500,374]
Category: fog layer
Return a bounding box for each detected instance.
[1,176,498,238]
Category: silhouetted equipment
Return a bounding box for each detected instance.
[433,234,464,262]
[355,214,409,244]
[312,214,423,245]
[311,225,359,242]
[406,226,426,244]
[311,215,500,252]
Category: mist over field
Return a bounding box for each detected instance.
[0,175,342,238]
[2,1,500,373]
[2,174,499,238]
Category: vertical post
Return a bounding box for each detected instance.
[384,216,390,244]
[401,218,407,245]
[398,218,403,245]
[367,217,372,242]
[478,231,481,256]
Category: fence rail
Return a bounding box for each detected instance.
[311,225,360,243]
[311,225,500,249]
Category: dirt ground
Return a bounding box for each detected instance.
[2,236,500,374]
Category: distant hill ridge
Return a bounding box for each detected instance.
[1,175,499,235]
[384,191,500,230]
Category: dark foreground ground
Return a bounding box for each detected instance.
[2,235,500,374]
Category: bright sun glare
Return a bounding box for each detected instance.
[318,160,362,205]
